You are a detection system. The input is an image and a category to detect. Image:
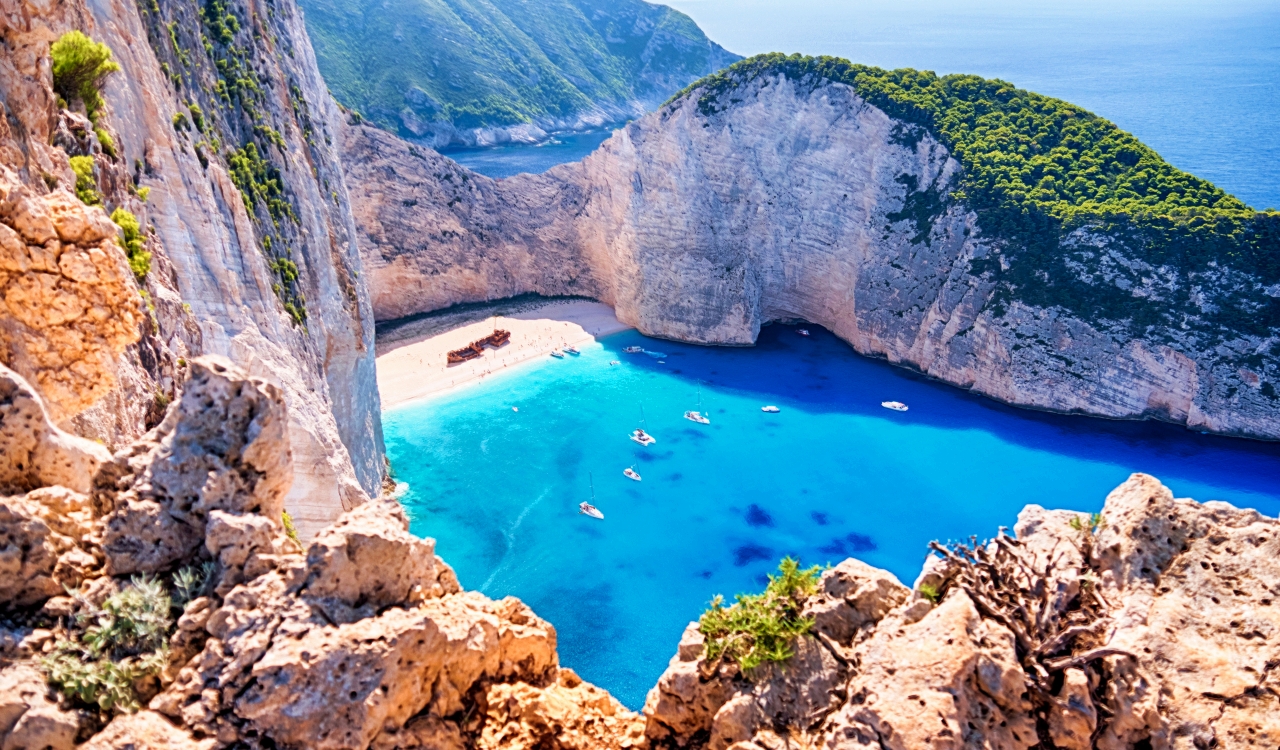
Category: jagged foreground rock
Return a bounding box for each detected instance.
[343,63,1280,440]
[0,357,644,750]
[2,355,1276,749]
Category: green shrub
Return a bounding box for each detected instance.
[110,207,150,281]
[187,102,205,132]
[43,575,173,713]
[172,111,188,131]
[917,582,942,604]
[282,510,299,543]
[172,562,214,606]
[699,557,821,674]
[69,155,100,205]
[1069,512,1106,535]
[50,31,120,119]
[94,127,115,158]
[136,186,151,202]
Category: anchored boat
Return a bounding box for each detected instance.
[684,386,711,424]
[550,349,565,358]
[761,405,780,413]
[579,474,604,519]
[630,406,657,446]
[565,345,580,355]
[881,401,909,412]
[623,466,641,482]
[623,346,644,353]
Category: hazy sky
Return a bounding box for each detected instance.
[663,0,1280,208]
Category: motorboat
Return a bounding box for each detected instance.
[565,345,580,355]
[761,405,780,413]
[609,360,621,366]
[623,346,644,353]
[550,349,565,358]
[881,401,909,412]
[797,329,811,337]
[623,466,641,482]
[630,406,657,446]
[579,474,604,519]
[684,387,711,424]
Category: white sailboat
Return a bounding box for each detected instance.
[630,406,657,446]
[881,401,908,412]
[684,386,710,424]
[623,465,641,482]
[579,473,604,519]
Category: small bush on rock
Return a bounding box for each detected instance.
[699,557,821,674]
[51,31,120,120]
[43,575,174,713]
[70,155,100,205]
[110,207,150,280]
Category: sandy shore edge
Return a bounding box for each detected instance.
[376,298,632,409]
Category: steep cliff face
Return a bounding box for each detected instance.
[345,66,1280,439]
[0,0,385,535]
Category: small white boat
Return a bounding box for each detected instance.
[761,405,780,413]
[684,387,711,424]
[623,466,641,482]
[565,345,580,355]
[580,474,604,519]
[881,401,909,412]
[512,407,518,412]
[608,360,621,366]
[797,329,811,337]
[630,406,656,446]
[657,360,666,364]
[550,349,565,358]
[623,346,644,353]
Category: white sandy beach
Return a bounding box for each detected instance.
[375,299,632,409]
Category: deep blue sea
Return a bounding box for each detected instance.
[448,0,1280,210]
[385,325,1280,709]
[442,130,615,179]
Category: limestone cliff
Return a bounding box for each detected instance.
[0,0,385,535]
[344,61,1280,440]
[1,354,1275,750]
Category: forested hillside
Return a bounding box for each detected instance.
[299,0,739,146]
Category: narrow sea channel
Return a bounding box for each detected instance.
[384,324,1280,709]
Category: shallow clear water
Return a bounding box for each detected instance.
[385,325,1280,709]
[440,130,616,179]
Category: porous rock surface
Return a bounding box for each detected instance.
[344,70,1280,440]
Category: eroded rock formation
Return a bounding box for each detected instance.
[343,67,1280,440]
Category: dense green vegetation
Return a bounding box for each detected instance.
[699,557,822,674]
[51,31,120,120]
[298,0,737,139]
[677,54,1280,342]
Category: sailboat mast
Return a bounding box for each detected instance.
[589,472,595,502]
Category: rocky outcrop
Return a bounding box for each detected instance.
[642,474,1280,750]
[344,66,1280,440]
[0,0,384,537]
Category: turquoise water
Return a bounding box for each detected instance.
[385,325,1280,709]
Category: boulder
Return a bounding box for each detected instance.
[93,356,292,575]
[478,670,646,750]
[0,663,80,750]
[0,363,110,494]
